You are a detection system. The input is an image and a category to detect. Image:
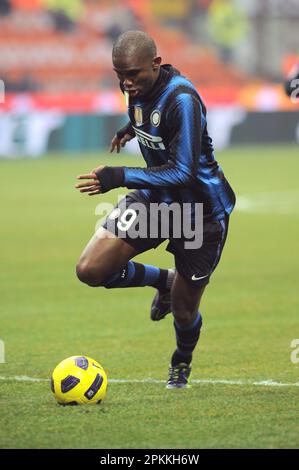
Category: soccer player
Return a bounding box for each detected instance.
[75,30,235,388]
[284,61,299,98]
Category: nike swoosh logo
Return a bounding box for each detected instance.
[191,274,209,281]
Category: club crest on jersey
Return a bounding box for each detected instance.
[134,106,143,127]
[150,109,161,127]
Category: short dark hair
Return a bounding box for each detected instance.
[112,30,157,62]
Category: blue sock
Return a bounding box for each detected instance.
[171,312,203,366]
[101,261,169,290]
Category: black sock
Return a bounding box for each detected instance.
[171,312,203,366]
[101,261,171,290]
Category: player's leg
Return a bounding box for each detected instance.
[76,191,172,291]
[166,273,205,388]
[151,216,229,321]
[166,215,230,388]
[150,268,175,321]
[76,227,173,290]
[76,227,137,286]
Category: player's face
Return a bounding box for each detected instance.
[113,54,161,98]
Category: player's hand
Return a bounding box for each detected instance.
[109,133,133,153]
[75,166,105,196]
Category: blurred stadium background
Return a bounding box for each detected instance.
[0,0,298,157]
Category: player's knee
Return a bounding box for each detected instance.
[172,307,196,327]
[76,261,105,287]
[172,297,198,327]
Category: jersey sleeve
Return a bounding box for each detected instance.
[123,93,203,189]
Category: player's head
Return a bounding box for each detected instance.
[112,30,161,98]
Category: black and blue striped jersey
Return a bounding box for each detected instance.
[107,64,235,220]
[120,64,235,220]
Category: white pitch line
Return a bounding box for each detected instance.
[0,375,298,388]
[236,189,299,215]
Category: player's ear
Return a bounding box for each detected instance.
[152,56,162,70]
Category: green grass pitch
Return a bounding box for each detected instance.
[0,145,298,449]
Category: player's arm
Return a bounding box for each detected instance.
[76,93,203,195]
[75,122,136,196]
[110,121,136,153]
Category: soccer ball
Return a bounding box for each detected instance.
[51,355,108,405]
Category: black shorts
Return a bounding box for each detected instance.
[102,190,230,287]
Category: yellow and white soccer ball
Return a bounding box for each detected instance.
[51,355,108,405]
